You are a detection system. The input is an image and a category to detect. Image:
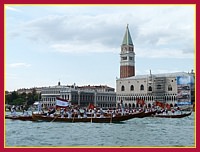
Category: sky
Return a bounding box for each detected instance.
[5,5,195,91]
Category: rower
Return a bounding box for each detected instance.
[83,109,87,118]
[24,110,29,116]
[37,101,42,114]
[93,108,97,118]
[112,110,116,117]
[60,108,65,118]
[77,109,81,118]
[121,100,124,116]
[100,108,104,118]
[67,109,72,118]
[11,105,16,117]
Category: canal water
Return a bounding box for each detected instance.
[5,112,195,147]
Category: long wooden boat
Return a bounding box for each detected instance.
[5,115,34,121]
[32,111,145,123]
[153,111,192,118]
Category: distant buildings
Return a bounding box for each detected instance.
[41,82,116,109]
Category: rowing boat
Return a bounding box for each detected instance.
[32,111,145,123]
[153,111,192,118]
[5,115,34,121]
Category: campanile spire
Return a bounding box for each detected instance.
[122,24,133,46]
[120,25,135,78]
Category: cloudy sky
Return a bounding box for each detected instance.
[5,5,195,91]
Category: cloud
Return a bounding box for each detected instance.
[6,73,18,79]
[50,41,118,54]
[9,63,31,68]
[5,6,22,12]
[136,47,194,59]
[6,5,195,57]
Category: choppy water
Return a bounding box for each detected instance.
[5,112,195,147]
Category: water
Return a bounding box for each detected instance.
[5,112,195,147]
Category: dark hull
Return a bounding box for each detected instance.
[154,111,192,118]
[136,110,157,118]
[32,111,144,123]
[5,115,34,121]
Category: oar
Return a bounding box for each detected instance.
[72,113,75,123]
[50,115,59,123]
[110,114,112,123]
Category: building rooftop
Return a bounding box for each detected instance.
[117,72,194,80]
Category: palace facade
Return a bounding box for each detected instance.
[41,82,116,109]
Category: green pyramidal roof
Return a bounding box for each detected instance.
[122,25,133,46]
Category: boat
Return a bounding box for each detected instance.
[32,111,145,123]
[153,111,192,118]
[5,115,34,121]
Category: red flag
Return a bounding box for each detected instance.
[136,98,145,106]
[88,103,95,109]
[166,103,171,110]
[155,101,164,109]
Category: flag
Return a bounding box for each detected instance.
[56,97,69,108]
[154,101,165,109]
[88,103,95,109]
[166,103,171,110]
[136,98,145,106]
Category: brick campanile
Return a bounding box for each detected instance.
[120,24,135,78]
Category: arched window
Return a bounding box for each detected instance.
[168,85,172,91]
[148,86,152,91]
[140,84,144,90]
[157,84,161,89]
[130,85,134,91]
[121,85,125,91]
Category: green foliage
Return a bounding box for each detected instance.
[5,89,41,106]
[12,98,25,105]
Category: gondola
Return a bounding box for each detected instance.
[153,111,192,118]
[5,115,34,121]
[32,111,145,123]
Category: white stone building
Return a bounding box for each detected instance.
[41,82,116,109]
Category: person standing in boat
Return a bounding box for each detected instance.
[100,108,104,118]
[120,100,124,116]
[83,108,87,118]
[60,108,65,118]
[11,105,16,116]
[37,101,42,113]
[93,108,97,118]
[77,109,81,118]
[112,109,116,117]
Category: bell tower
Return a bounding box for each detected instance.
[120,24,135,78]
